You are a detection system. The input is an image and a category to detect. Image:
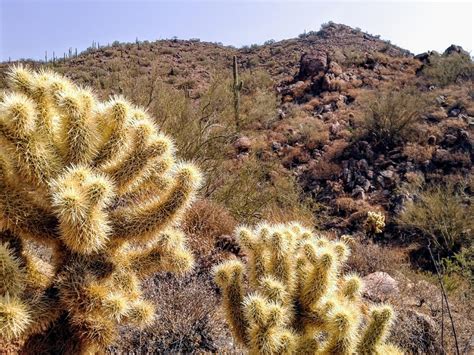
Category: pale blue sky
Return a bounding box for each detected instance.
[0,0,472,61]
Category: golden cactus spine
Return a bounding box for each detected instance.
[214,222,403,354]
[0,66,201,352]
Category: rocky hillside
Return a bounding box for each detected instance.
[1,22,472,354]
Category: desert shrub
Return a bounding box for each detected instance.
[182,199,237,258]
[0,67,201,351]
[358,87,429,150]
[403,143,434,163]
[398,184,473,259]
[239,70,278,128]
[441,245,474,293]
[297,117,330,149]
[307,160,342,181]
[421,52,473,87]
[212,156,314,224]
[342,48,366,67]
[346,240,408,276]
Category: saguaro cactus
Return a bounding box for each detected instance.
[214,222,402,354]
[0,66,201,352]
[232,55,243,130]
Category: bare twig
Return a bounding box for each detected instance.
[427,243,460,355]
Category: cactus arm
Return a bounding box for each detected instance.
[300,244,336,310]
[214,260,248,345]
[356,305,395,355]
[111,164,201,243]
[92,97,131,168]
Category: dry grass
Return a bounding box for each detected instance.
[403,143,435,163]
[182,199,237,258]
[110,274,237,354]
[346,239,408,276]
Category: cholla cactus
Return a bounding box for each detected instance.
[0,66,201,352]
[365,211,386,234]
[214,222,402,354]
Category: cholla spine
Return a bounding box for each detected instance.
[0,66,201,352]
[214,222,402,354]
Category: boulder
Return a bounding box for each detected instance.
[363,271,399,302]
[328,61,343,76]
[443,44,470,57]
[380,169,394,179]
[414,52,431,63]
[298,51,328,80]
[444,134,457,145]
[352,186,366,200]
[392,309,441,354]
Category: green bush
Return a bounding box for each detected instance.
[422,52,473,87]
[359,87,429,150]
[212,156,315,224]
[398,184,473,258]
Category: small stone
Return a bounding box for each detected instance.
[329,121,341,134]
[357,159,369,172]
[448,108,461,117]
[435,95,446,105]
[427,135,436,145]
[352,186,365,200]
[444,134,457,145]
[271,141,282,151]
[233,136,251,153]
[277,108,286,119]
[380,169,394,179]
[459,129,469,140]
[323,104,333,113]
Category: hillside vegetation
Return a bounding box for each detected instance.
[0,22,473,354]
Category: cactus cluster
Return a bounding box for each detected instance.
[365,211,386,235]
[214,222,402,354]
[0,66,201,352]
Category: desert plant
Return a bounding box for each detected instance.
[359,88,428,150]
[213,157,314,225]
[365,211,386,235]
[232,56,243,130]
[421,52,473,87]
[398,184,473,258]
[0,66,201,352]
[214,222,402,354]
